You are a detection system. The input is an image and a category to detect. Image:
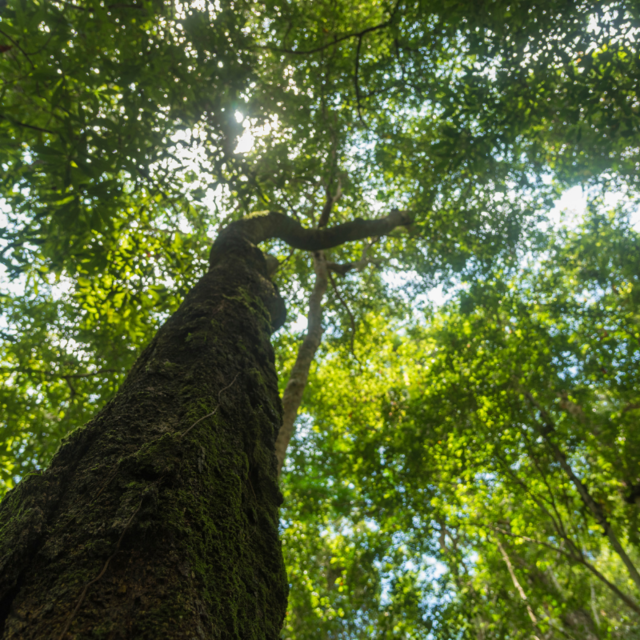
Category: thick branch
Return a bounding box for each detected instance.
[219,209,409,474]
[274,252,328,475]
[210,209,411,266]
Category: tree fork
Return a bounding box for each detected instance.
[0,211,410,638]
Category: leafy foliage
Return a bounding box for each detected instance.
[282,208,640,638]
[1,0,640,636]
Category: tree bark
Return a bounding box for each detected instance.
[0,210,411,639]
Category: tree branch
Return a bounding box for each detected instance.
[522,389,640,595]
[318,179,342,229]
[328,271,360,364]
[274,252,328,475]
[354,33,367,126]
[495,537,539,628]
[210,209,411,265]
[0,29,34,69]
[255,21,392,56]
[482,448,640,615]
[492,525,640,616]
[326,236,381,275]
[0,113,55,135]
[231,208,409,474]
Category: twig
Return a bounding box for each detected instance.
[0,29,34,69]
[326,236,382,275]
[0,113,55,135]
[353,0,401,125]
[354,34,367,126]
[180,374,239,439]
[327,260,377,275]
[328,271,360,364]
[63,377,77,398]
[255,21,392,56]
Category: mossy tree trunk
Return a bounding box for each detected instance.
[0,210,410,639]
[0,235,288,639]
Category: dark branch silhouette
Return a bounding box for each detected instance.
[211,209,411,265]
[256,21,393,56]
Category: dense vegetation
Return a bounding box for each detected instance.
[1,0,640,637]
[282,210,640,638]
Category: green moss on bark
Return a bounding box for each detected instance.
[0,237,288,639]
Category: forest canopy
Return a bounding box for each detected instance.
[1,0,640,637]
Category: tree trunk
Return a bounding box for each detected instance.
[0,208,411,639]
[0,234,288,639]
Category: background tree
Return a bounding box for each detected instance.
[1,0,640,637]
[283,206,640,638]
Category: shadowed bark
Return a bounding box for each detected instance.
[0,234,287,639]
